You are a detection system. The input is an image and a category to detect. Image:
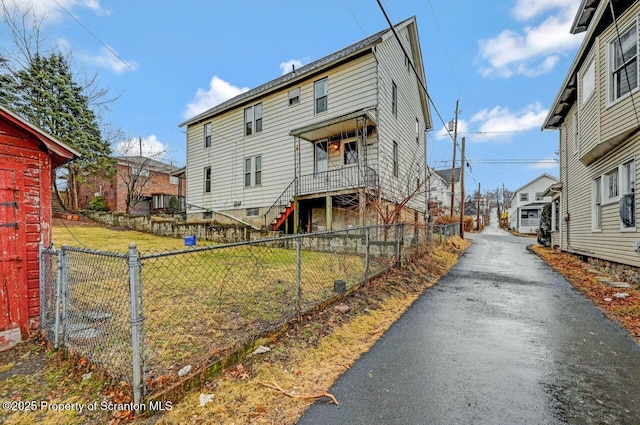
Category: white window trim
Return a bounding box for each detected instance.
[314,78,328,114]
[243,155,262,188]
[342,140,358,166]
[580,58,596,107]
[288,88,300,106]
[607,19,639,107]
[602,167,620,205]
[573,111,579,154]
[620,158,636,232]
[244,103,263,136]
[204,122,212,148]
[204,167,212,194]
[592,176,602,232]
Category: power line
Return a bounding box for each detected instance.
[426,0,460,94]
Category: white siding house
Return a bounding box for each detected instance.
[180,17,432,232]
[508,174,559,234]
[543,0,640,268]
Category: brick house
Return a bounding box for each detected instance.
[0,104,79,348]
[78,156,185,215]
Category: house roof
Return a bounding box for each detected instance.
[510,173,559,201]
[543,0,635,129]
[434,167,461,184]
[0,104,80,168]
[179,16,431,129]
[116,156,181,174]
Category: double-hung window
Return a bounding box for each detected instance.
[392,141,399,177]
[593,177,602,230]
[392,81,398,117]
[605,167,619,202]
[610,22,638,102]
[204,167,211,193]
[288,88,300,105]
[315,141,328,173]
[520,193,529,202]
[204,122,212,148]
[315,78,328,113]
[244,103,263,136]
[621,160,635,228]
[244,156,262,187]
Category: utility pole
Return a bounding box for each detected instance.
[477,182,481,230]
[459,137,465,239]
[449,100,459,217]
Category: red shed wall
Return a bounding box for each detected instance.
[0,129,52,335]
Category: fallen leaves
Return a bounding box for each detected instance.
[533,245,640,341]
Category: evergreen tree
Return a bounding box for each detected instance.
[12,53,114,210]
[0,54,17,106]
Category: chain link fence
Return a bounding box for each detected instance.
[40,222,459,404]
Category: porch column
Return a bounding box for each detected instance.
[359,189,366,226]
[326,195,333,231]
[293,199,299,233]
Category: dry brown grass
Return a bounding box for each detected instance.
[149,237,468,425]
[532,245,640,342]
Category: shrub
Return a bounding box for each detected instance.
[88,195,109,211]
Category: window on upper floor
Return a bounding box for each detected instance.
[392,81,398,117]
[244,103,263,136]
[170,176,179,185]
[520,193,529,202]
[609,21,638,103]
[204,167,211,193]
[244,155,262,187]
[581,59,595,106]
[343,141,358,165]
[315,78,328,114]
[573,111,579,154]
[204,122,212,148]
[535,192,544,201]
[288,88,300,105]
[392,141,399,177]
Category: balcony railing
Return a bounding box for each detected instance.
[298,166,378,196]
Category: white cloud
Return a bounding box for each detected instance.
[528,159,559,169]
[81,46,137,74]
[114,135,168,158]
[182,75,249,119]
[478,0,582,77]
[470,102,549,140]
[2,0,107,24]
[279,59,306,75]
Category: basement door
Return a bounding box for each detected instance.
[0,167,27,333]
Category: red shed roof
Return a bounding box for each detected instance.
[0,104,80,167]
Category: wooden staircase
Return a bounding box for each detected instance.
[272,202,294,231]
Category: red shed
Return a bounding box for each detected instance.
[0,105,79,349]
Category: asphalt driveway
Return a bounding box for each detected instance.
[297,221,640,424]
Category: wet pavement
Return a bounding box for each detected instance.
[298,221,640,424]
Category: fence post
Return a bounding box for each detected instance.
[395,223,404,268]
[295,236,301,315]
[38,242,44,332]
[128,243,143,409]
[364,227,370,285]
[54,246,66,349]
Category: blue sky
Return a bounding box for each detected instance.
[0,0,584,195]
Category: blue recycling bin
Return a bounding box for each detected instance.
[184,235,196,246]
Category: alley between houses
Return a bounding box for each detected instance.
[298,220,640,424]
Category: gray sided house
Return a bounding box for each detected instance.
[180,16,432,232]
[508,174,559,234]
[543,0,640,266]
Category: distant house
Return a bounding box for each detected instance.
[543,0,640,268]
[78,156,185,215]
[434,167,461,214]
[180,16,432,232]
[0,104,79,348]
[508,174,559,234]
